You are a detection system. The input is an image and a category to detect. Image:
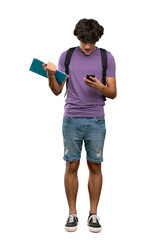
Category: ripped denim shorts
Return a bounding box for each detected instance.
[62,117,106,163]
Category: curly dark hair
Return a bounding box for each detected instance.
[74,18,104,43]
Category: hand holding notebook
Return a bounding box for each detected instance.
[29,58,68,84]
[42,62,57,78]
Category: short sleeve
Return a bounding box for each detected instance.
[106,52,116,77]
[58,50,68,73]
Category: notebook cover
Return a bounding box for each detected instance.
[29,58,68,84]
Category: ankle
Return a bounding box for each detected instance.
[89,210,97,215]
[69,210,77,215]
[69,212,77,216]
[89,212,96,217]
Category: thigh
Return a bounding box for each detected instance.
[62,117,83,162]
[84,117,106,163]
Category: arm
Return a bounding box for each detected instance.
[99,77,117,99]
[42,62,66,96]
[83,76,117,99]
[48,74,66,96]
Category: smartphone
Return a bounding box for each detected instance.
[86,75,95,81]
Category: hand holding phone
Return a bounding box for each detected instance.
[86,75,95,82]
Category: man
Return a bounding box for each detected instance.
[43,18,116,233]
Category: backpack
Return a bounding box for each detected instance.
[64,47,108,101]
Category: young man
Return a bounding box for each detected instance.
[43,18,117,233]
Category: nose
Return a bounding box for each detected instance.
[84,43,91,49]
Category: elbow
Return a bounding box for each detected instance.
[53,89,62,96]
[54,91,61,96]
[112,94,117,99]
[49,85,61,96]
[111,91,117,99]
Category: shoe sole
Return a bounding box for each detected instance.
[65,222,78,232]
[65,226,78,232]
[89,226,102,233]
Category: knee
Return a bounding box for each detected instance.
[66,161,80,174]
[87,161,101,174]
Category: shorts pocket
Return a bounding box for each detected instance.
[95,117,105,124]
[63,117,73,122]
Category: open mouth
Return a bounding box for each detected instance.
[84,49,91,54]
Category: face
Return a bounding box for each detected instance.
[79,41,96,55]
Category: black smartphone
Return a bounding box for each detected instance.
[86,75,95,81]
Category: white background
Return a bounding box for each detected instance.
[0,0,160,239]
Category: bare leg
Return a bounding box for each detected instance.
[87,161,102,214]
[64,161,80,214]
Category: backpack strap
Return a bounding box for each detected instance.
[65,47,76,74]
[100,48,108,101]
[64,47,76,97]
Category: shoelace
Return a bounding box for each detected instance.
[68,214,77,223]
[89,214,100,223]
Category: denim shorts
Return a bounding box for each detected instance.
[62,117,106,163]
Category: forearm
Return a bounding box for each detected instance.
[99,84,117,99]
[48,75,62,96]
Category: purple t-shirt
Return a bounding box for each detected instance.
[58,46,116,117]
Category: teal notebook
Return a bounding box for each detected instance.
[29,58,68,84]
